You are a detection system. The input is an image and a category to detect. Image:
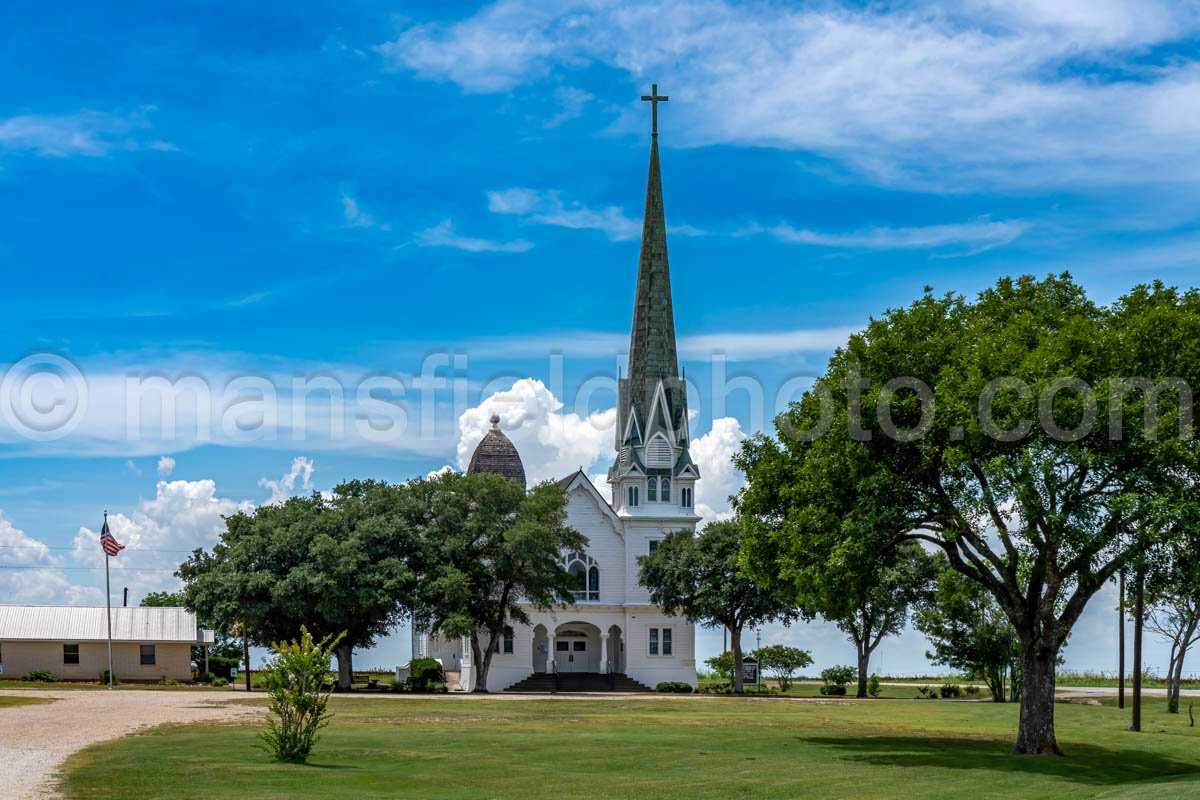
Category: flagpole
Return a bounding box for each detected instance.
[104,511,113,690]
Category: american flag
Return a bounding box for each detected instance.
[99,517,125,557]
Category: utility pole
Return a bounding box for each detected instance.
[1118,571,1126,710]
[242,621,252,693]
[1132,567,1145,732]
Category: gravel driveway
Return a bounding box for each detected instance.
[0,689,258,800]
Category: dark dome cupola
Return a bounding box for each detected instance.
[467,414,527,488]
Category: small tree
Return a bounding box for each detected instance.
[915,569,1019,702]
[640,520,796,694]
[754,644,813,692]
[705,651,738,684]
[260,627,343,764]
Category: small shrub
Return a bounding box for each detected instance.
[656,681,694,694]
[20,670,56,683]
[819,684,848,696]
[157,677,179,686]
[916,686,937,699]
[819,665,855,694]
[408,657,445,693]
[428,681,448,693]
[963,685,981,696]
[867,674,881,697]
[99,670,118,686]
[259,627,344,764]
[212,677,229,687]
[939,683,962,699]
[195,671,214,684]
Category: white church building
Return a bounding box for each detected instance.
[414,91,700,692]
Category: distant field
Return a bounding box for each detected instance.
[61,694,1200,800]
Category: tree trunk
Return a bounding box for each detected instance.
[472,634,493,693]
[730,626,744,694]
[987,666,1006,703]
[1014,639,1062,755]
[855,642,870,699]
[336,642,353,691]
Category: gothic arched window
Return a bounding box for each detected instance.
[588,566,600,601]
[660,477,670,502]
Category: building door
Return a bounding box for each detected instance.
[557,639,587,672]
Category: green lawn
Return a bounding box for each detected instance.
[59,695,1200,800]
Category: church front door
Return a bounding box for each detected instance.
[556,639,587,672]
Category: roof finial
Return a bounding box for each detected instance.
[641,83,668,137]
[489,413,501,430]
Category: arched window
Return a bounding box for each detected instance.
[647,478,657,502]
[627,485,639,507]
[660,477,670,502]
[569,562,586,598]
[588,566,599,601]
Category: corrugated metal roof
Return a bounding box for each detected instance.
[0,605,213,644]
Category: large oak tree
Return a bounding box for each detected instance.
[738,276,1200,753]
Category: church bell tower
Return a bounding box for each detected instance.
[609,85,699,518]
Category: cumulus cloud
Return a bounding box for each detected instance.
[688,417,747,524]
[0,458,322,607]
[415,219,534,253]
[258,456,315,505]
[156,456,176,478]
[453,379,746,522]
[455,378,616,484]
[382,0,1200,188]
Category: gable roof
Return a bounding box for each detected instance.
[556,470,623,529]
[0,605,214,644]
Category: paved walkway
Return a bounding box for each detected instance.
[0,689,258,800]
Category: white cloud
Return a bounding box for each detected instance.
[383,0,1200,188]
[455,378,615,484]
[0,110,173,158]
[415,219,534,252]
[763,217,1026,255]
[0,458,322,607]
[258,456,315,505]
[453,379,745,523]
[545,87,594,127]
[156,456,176,478]
[487,188,642,241]
[689,417,747,524]
[425,464,457,479]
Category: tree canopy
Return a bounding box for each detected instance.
[178,479,419,688]
[737,275,1200,753]
[409,471,585,692]
[639,520,796,693]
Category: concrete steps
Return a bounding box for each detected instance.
[504,672,654,693]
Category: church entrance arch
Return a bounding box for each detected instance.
[552,622,601,673]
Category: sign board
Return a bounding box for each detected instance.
[0,664,4,676]
[230,667,238,679]
[741,657,759,686]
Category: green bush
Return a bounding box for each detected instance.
[867,674,881,697]
[259,627,344,764]
[99,670,118,686]
[656,681,694,693]
[157,678,179,686]
[916,686,938,699]
[408,657,445,693]
[427,681,448,693]
[819,665,855,692]
[939,683,962,699]
[195,671,214,684]
[20,670,56,683]
[212,677,229,687]
[963,684,981,696]
[819,684,847,696]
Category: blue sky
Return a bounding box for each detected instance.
[1,0,1199,675]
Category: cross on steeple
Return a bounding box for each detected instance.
[641,83,668,137]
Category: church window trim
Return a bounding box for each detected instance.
[564,552,600,602]
[660,477,670,503]
[647,477,657,502]
[681,486,693,508]
[648,627,672,657]
[627,485,640,508]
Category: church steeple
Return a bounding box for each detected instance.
[610,85,699,515]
